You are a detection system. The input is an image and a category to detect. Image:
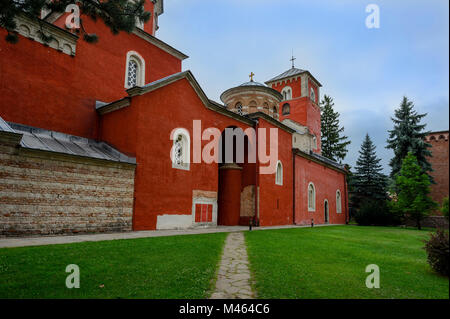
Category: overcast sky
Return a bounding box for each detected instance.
[157,0,449,174]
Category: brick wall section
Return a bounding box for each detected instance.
[425,131,449,215]
[0,143,135,237]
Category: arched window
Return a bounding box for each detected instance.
[281,86,292,101]
[171,128,190,170]
[310,87,316,103]
[235,102,243,116]
[125,51,145,89]
[273,106,278,115]
[336,190,342,214]
[308,182,316,211]
[275,161,283,185]
[282,103,290,115]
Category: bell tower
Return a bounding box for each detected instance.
[265,59,322,154]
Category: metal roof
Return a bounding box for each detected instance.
[239,81,267,87]
[0,118,135,164]
[266,67,307,83]
[0,116,15,133]
[309,151,346,171]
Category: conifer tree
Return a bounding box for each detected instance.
[1,0,150,44]
[386,96,433,182]
[391,152,436,230]
[320,95,351,162]
[350,133,387,208]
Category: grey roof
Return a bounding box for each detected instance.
[239,81,267,87]
[0,118,135,164]
[0,116,15,133]
[309,151,346,171]
[266,67,307,83]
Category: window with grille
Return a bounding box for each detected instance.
[171,129,190,170]
[127,60,138,88]
[236,103,243,116]
[125,51,145,89]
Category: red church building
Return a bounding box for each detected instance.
[0,1,348,236]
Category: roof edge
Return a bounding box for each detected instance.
[247,112,296,134]
[293,149,347,174]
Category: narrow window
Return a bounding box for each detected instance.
[275,161,283,185]
[236,102,243,116]
[308,183,316,211]
[127,60,138,88]
[125,51,145,89]
[281,86,293,101]
[171,128,190,170]
[310,87,316,102]
[336,190,342,214]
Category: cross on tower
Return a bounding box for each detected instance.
[290,55,296,68]
[249,72,255,82]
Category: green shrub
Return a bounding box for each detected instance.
[440,197,449,220]
[424,229,449,276]
[353,200,400,226]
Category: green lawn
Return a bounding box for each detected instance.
[0,233,227,299]
[245,226,449,299]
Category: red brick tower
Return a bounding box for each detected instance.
[265,62,322,154]
[425,131,449,214]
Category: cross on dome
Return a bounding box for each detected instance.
[249,72,255,82]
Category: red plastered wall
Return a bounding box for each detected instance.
[101,78,254,230]
[294,155,347,225]
[0,12,182,139]
[257,118,293,226]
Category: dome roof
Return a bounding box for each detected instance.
[239,81,267,87]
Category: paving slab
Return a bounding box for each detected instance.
[210,232,255,299]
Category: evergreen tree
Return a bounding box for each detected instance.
[1,0,150,44]
[320,95,351,162]
[386,96,433,182]
[391,152,436,230]
[350,133,387,208]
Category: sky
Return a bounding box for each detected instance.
[157,0,449,174]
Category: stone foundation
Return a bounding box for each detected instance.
[405,216,449,229]
[0,143,135,237]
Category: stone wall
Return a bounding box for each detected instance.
[0,143,135,237]
[405,216,449,229]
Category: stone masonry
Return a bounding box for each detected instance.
[211,232,255,299]
[0,143,135,237]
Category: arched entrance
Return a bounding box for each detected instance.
[217,126,255,226]
[324,200,329,224]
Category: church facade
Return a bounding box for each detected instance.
[0,1,348,236]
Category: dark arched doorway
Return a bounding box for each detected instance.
[217,127,255,226]
[324,200,329,224]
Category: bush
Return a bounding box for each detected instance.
[441,197,449,220]
[353,199,401,226]
[424,229,449,276]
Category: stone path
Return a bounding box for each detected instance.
[210,232,255,299]
[0,224,337,248]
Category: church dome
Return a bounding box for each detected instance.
[239,81,267,87]
[220,74,283,120]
